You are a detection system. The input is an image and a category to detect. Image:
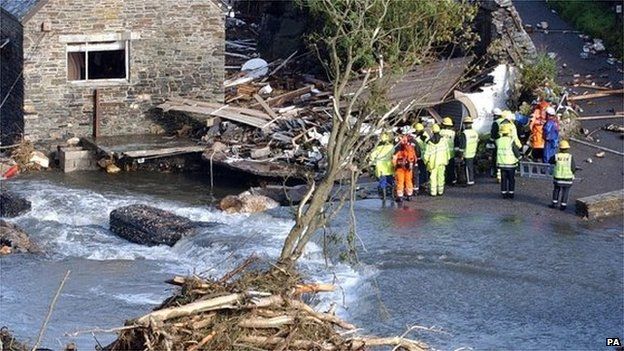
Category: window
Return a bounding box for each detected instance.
[67,41,129,81]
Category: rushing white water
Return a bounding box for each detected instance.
[1,172,622,350]
[1,175,372,348]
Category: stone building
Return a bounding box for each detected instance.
[0,7,23,146]
[0,0,224,142]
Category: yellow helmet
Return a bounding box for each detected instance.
[380,132,391,142]
[432,124,441,133]
[559,140,570,150]
[500,123,512,135]
[464,116,473,124]
[442,117,453,127]
[413,123,424,132]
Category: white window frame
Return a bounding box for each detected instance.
[65,39,130,84]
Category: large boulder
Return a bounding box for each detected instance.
[0,220,40,254]
[0,190,31,217]
[109,205,197,246]
[218,192,279,214]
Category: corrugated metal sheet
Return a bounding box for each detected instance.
[0,0,41,21]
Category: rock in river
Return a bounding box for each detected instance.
[109,204,197,246]
[0,190,32,217]
[0,220,40,254]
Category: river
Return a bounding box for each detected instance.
[1,171,622,350]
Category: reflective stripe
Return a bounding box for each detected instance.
[463,129,479,158]
[553,153,574,180]
[439,129,455,158]
[424,140,448,171]
[495,136,517,167]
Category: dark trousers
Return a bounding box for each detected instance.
[499,167,515,196]
[465,158,475,185]
[552,181,572,206]
[446,157,456,184]
[417,160,428,188]
[412,164,420,190]
[532,148,544,162]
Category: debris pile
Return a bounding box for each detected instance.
[104,265,427,351]
[158,14,336,178]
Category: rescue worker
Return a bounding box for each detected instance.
[543,107,560,163]
[549,140,575,211]
[413,122,430,192]
[457,116,479,186]
[496,123,521,199]
[439,117,456,185]
[529,104,546,162]
[368,132,395,202]
[424,124,448,196]
[392,135,416,202]
[488,108,504,178]
[491,109,521,182]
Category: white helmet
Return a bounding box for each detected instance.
[546,107,556,115]
[492,108,502,116]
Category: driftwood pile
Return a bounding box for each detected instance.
[105,263,426,351]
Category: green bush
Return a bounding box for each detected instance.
[520,53,559,98]
[547,0,623,58]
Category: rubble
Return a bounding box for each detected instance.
[28,150,49,168]
[218,192,279,214]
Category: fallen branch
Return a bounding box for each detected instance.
[349,336,427,351]
[287,299,355,330]
[238,315,294,328]
[293,283,336,295]
[187,330,217,351]
[32,270,71,351]
[136,293,243,325]
[218,255,258,283]
[65,325,138,337]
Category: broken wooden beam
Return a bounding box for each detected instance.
[568,89,623,101]
[122,146,206,159]
[250,85,314,108]
[575,114,624,121]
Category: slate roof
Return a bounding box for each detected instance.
[0,0,42,21]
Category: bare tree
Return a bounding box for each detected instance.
[278,0,477,268]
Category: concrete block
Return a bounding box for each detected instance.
[59,147,98,173]
[576,189,624,220]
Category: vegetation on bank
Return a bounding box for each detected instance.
[547,0,623,58]
[520,53,561,101]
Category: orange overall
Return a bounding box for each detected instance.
[392,143,416,198]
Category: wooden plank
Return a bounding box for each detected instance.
[577,84,610,91]
[250,85,314,108]
[575,114,624,121]
[253,94,278,118]
[122,146,206,158]
[262,50,297,82]
[568,89,624,101]
[166,98,271,120]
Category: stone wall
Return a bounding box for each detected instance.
[22,0,225,141]
[0,9,23,145]
[478,0,537,64]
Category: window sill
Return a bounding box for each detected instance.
[68,79,130,87]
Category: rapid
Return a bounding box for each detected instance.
[0,171,622,350]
